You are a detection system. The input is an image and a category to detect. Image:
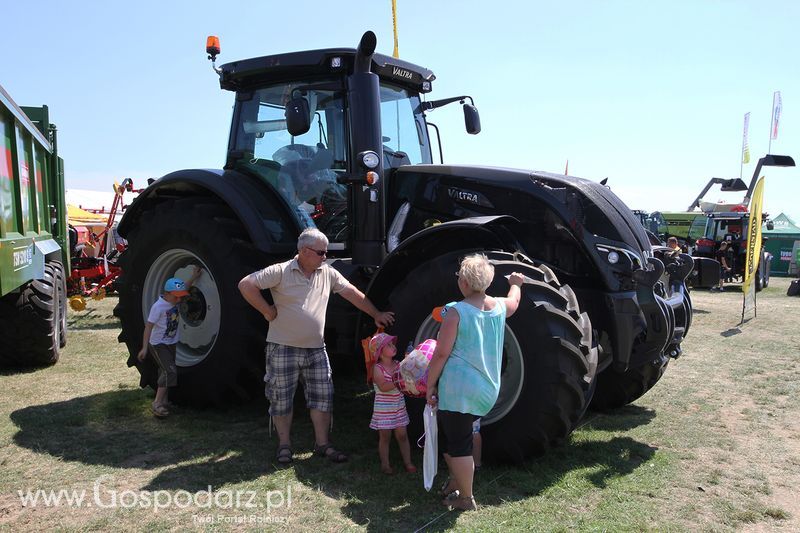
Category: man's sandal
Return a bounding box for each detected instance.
[275,445,293,465]
[443,495,478,511]
[313,443,348,463]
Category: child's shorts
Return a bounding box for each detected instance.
[149,343,177,387]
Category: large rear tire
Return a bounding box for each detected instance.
[114,198,268,406]
[387,251,596,462]
[0,261,63,367]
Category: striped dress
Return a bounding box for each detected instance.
[369,363,410,430]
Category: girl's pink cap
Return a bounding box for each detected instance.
[368,332,397,360]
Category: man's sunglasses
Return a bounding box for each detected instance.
[306,247,328,257]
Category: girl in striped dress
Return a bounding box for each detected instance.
[368,332,416,475]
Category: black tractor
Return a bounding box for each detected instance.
[115,31,693,461]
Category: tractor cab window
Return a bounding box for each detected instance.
[232,81,348,242]
[379,84,431,169]
[688,215,708,241]
[706,218,744,242]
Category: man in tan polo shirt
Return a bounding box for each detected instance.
[238,228,394,465]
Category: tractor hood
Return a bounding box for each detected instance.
[392,165,651,253]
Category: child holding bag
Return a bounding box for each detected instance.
[368,332,417,475]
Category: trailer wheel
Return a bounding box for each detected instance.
[114,198,268,406]
[590,354,669,410]
[0,261,62,367]
[386,251,596,462]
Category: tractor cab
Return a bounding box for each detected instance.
[209,32,478,264]
[224,79,430,246]
[695,211,755,277]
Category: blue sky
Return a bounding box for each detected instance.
[4,1,799,220]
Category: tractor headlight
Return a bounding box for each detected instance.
[607,251,620,264]
[360,151,380,170]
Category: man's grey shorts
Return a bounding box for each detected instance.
[264,342,333,416]
[148,343,177,388]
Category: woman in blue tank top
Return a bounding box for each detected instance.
[426,254,523,511]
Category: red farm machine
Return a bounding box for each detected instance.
[67,178,138,310]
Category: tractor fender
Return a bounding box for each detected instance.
[365,215,522,306]
[118,168,301,256]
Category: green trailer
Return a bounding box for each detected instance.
[0,83,68,366]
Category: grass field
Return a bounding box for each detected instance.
[1,278,799,531]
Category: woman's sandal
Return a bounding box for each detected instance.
[405,464,417,473]
[275,445,293,465]
[443,495,478,511]
[313,443,348,463]
[381,465,395,475]
[151,404,169,418]
[440,477,458,498]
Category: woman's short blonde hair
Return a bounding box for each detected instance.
[458,253,494,292]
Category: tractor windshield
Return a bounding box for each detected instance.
[231,80,348,240]
[688,215,709,241]
[379,83,431,168]
[229,80,430,245]
[705,217,746,242]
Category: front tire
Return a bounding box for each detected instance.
[387,251,596,462]
[114,198,269,406]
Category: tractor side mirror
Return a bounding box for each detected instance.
[285,97,311,136]
[463,104,481,135]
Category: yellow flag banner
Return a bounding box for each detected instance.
[741,176,765,322]
[391,0,400,58]
[741,112,751,164]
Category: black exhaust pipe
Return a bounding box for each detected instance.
[348,31,385,267]
[354,31,377,73]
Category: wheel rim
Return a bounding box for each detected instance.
[142,249,220,367]
[413,315,524,426]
